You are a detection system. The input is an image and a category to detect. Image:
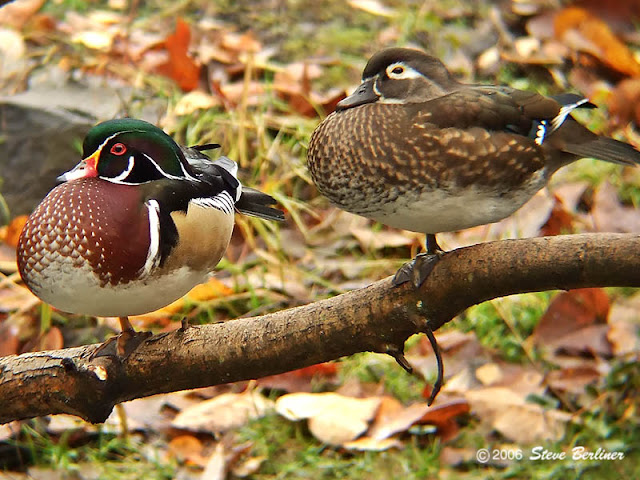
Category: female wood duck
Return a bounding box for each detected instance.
[17,118,284,342]
[308,47,640,287]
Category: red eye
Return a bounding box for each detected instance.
[110,143,127,155]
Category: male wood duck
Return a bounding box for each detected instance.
[17,118,284,348]
[308,47,640,287]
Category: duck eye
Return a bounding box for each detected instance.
[110,143,127,156]
[392,66,404,75]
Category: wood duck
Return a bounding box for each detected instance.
[17,118,284,346]
[308,47,640,287]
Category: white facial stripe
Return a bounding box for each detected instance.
[142,152,199,182]
[386,62,423,80]
[140,200,162,277]
[109,155,135,182]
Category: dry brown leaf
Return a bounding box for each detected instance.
[257,362,339,393]
[608,78,640,128]
[532,288,610,351]
[0,0,45,29]
[607,293,640,356]
[173,91,222,116]
[546,366,601,394]
[156,18,201,92]
[201,442,226,480]
[366,396,429,440]
[408,331,491,386]
[168,435,207,466]
[465,387,572,443]
[0,283,40,313]
[539,194,575,236]
[0,422,21,442]
[348,0,396,17]
[475,363,545,398]
[349,225,414,250]
[343,436,403,451]
[1,215,28,248]
[102,395,172,433]
[37,326,63,351]
[419,400,470,441]
[592,181,640,233]
[231,455,266,478]
[172,390,273,433]
[0,321,20,356]
[439,446,476,466]
[276,392,381,445]
[554,7,640,77]
[220,31,262,55]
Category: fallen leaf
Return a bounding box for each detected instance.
[591,181,640,233]
[37,326,63,351]
[0,0,45,29]
[343,436,403,451]
[539,194,575,236]
[531,288,610,353]
[231,455,266,478]
[0,321,20,356]
[366,396,429,440]
[276,392,381,445]
[546,365,601,394]
[257,362,339,393]
[173,91,221,116]
[607,293,640,355]
[439,446,476,466]
[348,0,396,17]
[419,399,470,441]
[168,435,207,466]
[156,18,201,92]
[102,395,173,433]
[0,216,28,248]
[465,387,572,443]
[554,7,640,77]
[608,78,640,128]
[172,390,273,433]
[201,442,226,480]
[220,31,262,54]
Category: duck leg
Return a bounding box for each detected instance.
[393,233,445,287]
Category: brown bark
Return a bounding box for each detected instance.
[1,233,639,424]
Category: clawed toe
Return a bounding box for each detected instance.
[392,252,443,288]
[90,330,152,360]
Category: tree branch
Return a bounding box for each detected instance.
[1,233,638,424]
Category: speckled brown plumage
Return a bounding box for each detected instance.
[307,48,640,236]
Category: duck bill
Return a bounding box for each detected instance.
[336,78,379,110]
[57,149,99,182]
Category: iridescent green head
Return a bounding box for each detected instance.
[59,118,194,184]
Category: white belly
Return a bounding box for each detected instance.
[29,261,209,317]
[364,180,545,234]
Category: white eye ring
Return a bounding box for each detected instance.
[385,63,422,79]
[387,65,405,77]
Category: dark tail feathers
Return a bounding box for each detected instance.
[236,187,285,221]
[563,137,640,167]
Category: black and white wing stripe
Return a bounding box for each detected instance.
[530,95,595,146]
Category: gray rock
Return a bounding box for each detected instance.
[0,100,94,222]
